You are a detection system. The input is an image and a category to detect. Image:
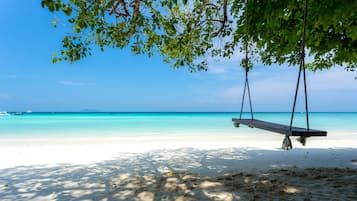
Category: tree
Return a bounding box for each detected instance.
[42,0,357,71]
[231,0,357,71]
[41,0,231,71]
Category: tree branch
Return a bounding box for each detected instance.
[212,0,228,37]
[193,0,228,37]
[109,0,130,18]
[127,0,141,38]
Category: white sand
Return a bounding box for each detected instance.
[0,131,356,200]
[0,131,356,169]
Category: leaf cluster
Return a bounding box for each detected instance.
[231,0,357,71]
[42,0,357,71]
[42,0,231,71]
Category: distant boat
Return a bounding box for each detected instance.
[0,111,9,116]
[14,112,24,115]
[26,110,32,113]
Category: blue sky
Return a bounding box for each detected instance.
[0,1,356,112]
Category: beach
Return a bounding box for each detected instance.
[0,113,356,200]
[1,132,357,200]
[2,0,357,199]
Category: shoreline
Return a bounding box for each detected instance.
[1,131,356,146]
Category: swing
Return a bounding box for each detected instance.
[232,0,327,150]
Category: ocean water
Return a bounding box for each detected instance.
[0,113,356,138]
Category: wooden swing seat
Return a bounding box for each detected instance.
[232,118,327,137]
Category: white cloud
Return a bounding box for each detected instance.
[216,67,357,110]
[219,73,294,100]
[219,85,242,99]
[0,93,10,99]
[208,65,227,74]
[220,67,356,98]
[309,68,357,91]
[206,52,245,76]
[59,80,96,86]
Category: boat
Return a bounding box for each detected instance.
[0,111,9,116]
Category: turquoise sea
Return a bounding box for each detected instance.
[0,113,356,138]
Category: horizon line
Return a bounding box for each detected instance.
[4,111,357,113]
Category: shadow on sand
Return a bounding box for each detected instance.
[1,147,356,200]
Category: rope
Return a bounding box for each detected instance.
[239,0,254,120]
[289,66,302,130]
[302,0,310,130]
[246,69,254,120]
[239,78,247,119]
[289,0,310,131]
[239,68,254,120]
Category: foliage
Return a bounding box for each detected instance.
[231,0,357,71]
[41,0,230,71]
[42,0,357,71]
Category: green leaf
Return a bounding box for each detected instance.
[41,0,357,71]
